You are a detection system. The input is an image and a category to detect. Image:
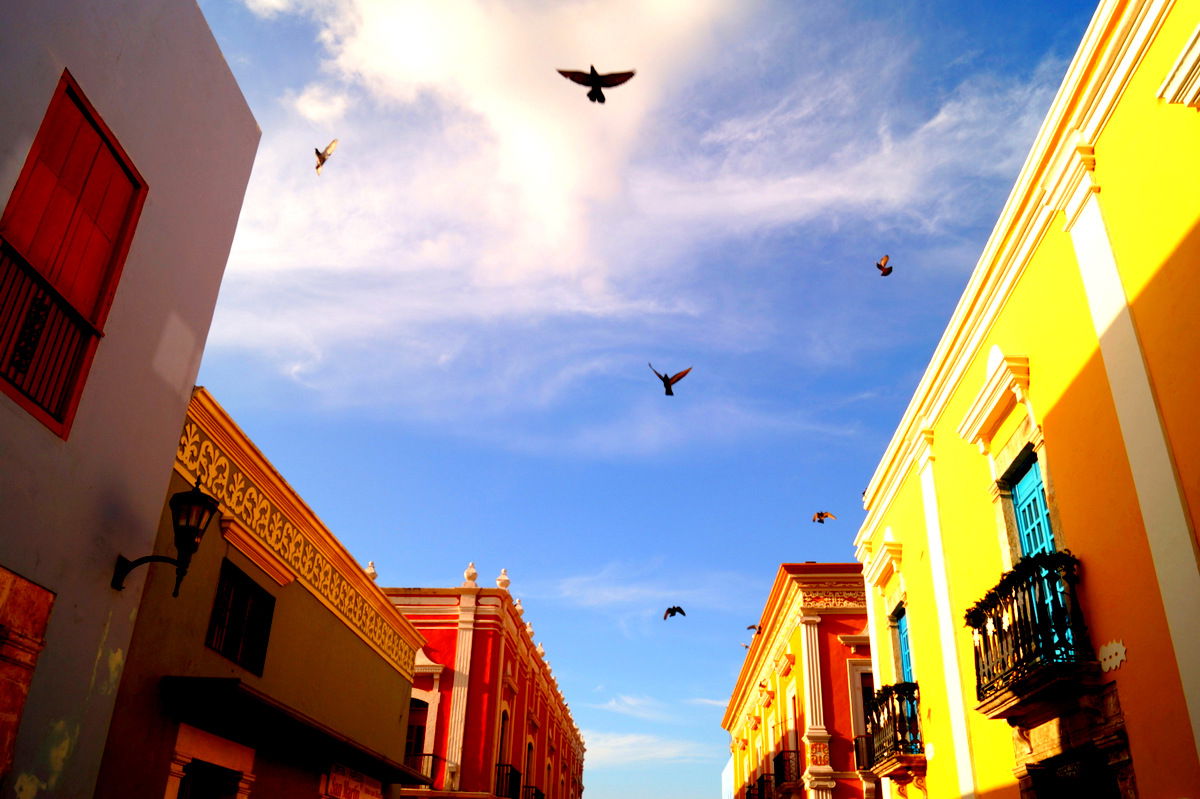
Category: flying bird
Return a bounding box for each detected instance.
[747,624,762,634]
[664,605,686,620]
[315,139,338,175]
[649,363,692,396]
[876,254,893,276]
[557,65,636,104]
[812,511,837,524]
[742,643,751,649]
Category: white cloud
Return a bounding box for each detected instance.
[290,83,350,122]
[685,697,728,707]
[581,731,718,767]
[589,695,672,722]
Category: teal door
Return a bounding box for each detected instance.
[1012,459,1054,556]
[896,608,914,682]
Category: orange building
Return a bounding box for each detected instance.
[723,564,875,799]
[386,569,585,799]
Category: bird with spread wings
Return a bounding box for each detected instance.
[876,254,893,276]
[557,65,636,104]
[812,511,837,524]
[315,139,338,175]
[649,363,692,396]
[663,605,686,620]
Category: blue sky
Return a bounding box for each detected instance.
[194,1,1096,796]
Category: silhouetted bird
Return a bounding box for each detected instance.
[876,254,892,276]
[557,65,636,104]
[649,363,692,396]
[812,511,837,524]
[664,605,686,620]
[747,624,762,634]
[742,643,751,649]
[315,139,338,175]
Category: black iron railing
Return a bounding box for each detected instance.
[964,550,1088,701]
[772,750,801,785]
[755,773,774,799]
[0,238,98,422]
[853,734,873,771]
[868,682,922,766]
[743,783,758,799]
[404,753,445,783]
[495,764,522,799]
[521,785,545,799]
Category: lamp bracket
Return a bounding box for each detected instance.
[112,554,185,596]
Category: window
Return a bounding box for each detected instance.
[1011,457,1055,556]
[178,759,242,799]
[0,70,146,436]
[894,606,914,682]
[205,561,274,675]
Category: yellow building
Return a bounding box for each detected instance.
[852,1,1200,797]
[722,564,875,799]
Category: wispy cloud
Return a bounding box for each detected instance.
[581,731,720,767]
[685,697,728,707]
[210,0,1068,432]
[588,695,673,722]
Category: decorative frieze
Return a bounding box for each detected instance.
[177,419,417,679]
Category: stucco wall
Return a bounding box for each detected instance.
[0,1,258,796]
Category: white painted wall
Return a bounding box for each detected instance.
[0,1,258,795]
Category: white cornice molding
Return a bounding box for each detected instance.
[854,0,1173,550]
[957,355,1030,454]
[1158,22,1200,106]
[863,541,902,590]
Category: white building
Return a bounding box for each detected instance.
[0,0,258,794]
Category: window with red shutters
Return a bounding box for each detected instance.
[0,70,146,437]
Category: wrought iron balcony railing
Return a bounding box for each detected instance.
[964,550,1089,702]
[495,763,522,799]
[743,783,758,799]
[772,750,801,786]
[403,753,446,783]
[0,237,99,423]
[853,734,873,771]
[521,785,545,799]
[868,682,922,767]
[755,773,774,799]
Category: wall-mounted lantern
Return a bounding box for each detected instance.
[111,480,219,597]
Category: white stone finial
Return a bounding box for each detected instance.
[497,568,511,590]
[536,643,545,658]
[525,621,534,636]
[514,598,525,616]
[365,561,378,581]
[463,562,478,587]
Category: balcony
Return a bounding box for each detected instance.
[853,734,872,772]
[521,785,545,799]
[404,753,447,786]
[495,764,521,799]
[0,238,99,425]
[755,773,774,799]
[865,682,924,785]
[964,550,1095,723]
[743,783,758,799]
[772,750,801,788]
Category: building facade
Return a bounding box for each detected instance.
[0,1,258,795]
[723,564,874,799]
[386,570,585,799]
[94,388,429,797]
[853,1,1200,797]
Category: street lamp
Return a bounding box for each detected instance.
[112,479,219,597]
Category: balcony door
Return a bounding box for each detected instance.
[1012,458,1054,556]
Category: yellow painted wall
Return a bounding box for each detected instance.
[857,2,1200,797]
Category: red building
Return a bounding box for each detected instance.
[385,564,585,799]
[722,564,876,799]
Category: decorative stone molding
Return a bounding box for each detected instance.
[957,352,1031,455]
[774,652,795,677]
[1158,23,1200,107]
[220,516,294,587]
[864,540,902,590]
[176,415,418,679]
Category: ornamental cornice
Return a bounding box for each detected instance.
[864,541,902,590]
[1158,22,1200,107]
[957,354,1031,454]
[177,390,422,680]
